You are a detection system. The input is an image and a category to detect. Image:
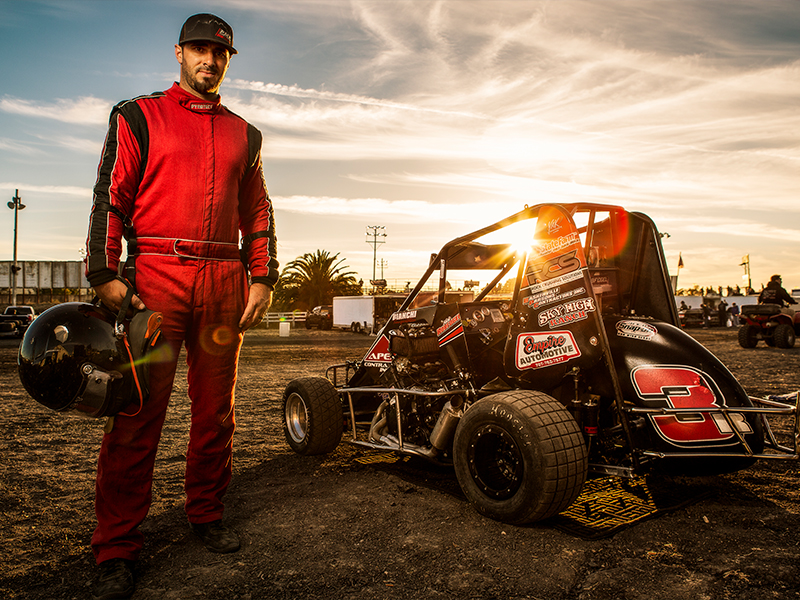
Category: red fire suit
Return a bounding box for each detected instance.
[85,82,278,564]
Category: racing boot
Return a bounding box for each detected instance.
[190,519,241,553]
[92,558,135,600]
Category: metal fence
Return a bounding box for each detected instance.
[0,261,93,305]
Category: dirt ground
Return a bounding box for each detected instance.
[1,323,799,600]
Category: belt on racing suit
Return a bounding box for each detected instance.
[133,237,242,261]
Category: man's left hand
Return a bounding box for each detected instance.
[239,283,272,331]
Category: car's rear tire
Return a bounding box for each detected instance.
[453,390,587,524]
[282,377,343,455]
[737,324,759,348]
[774,323,796,349]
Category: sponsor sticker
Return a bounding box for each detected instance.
[363,335,391,366]
[515,331,581,370]
[537,297,596,329]
[437,314,464,346]
[523,285,587,310]
[616,320,658,341]
[531,232,580,259]
[523,269,583,295]
[392,310,417,323]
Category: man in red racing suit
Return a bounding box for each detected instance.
[84,14,277,599]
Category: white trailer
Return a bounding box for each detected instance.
[332,295,405,334]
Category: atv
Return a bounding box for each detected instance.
[738,303,799,349]
[282,203,799,525]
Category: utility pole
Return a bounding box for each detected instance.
[740,254,752,294]
[378,258,388,279]
[365,225,386,283]
[7,190,26,305]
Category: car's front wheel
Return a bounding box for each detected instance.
[282,377,343,455]
[453,390,587,524]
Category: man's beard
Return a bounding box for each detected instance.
[183,62,225,96]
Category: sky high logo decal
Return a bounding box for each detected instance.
[436,314,464,346]
[515,331,581,370]
[538,298,596,329]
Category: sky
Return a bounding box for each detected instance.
[1,0,798,293]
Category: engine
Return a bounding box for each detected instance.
[366,323,464,458]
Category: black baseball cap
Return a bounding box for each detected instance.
[178,13,237,55]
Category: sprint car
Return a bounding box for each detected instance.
[282,203,799,524]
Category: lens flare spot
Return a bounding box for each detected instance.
[200,325,237,355]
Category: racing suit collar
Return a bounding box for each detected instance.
[166,82,223,114]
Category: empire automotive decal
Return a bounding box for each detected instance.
[363,335,392,367]
[436,314,464,346]
[515,331,581,370]
[616,320,658,341]
[537,298,596,329]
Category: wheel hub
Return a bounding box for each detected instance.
[467,424,523,500]
[285,392,308,444]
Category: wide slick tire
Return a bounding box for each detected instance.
[453,390,588,524]
[282,377,343,455]
[737,325,759,348]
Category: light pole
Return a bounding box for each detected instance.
[7,190,26,305]
[365,225,386,283]
[740,254,752,294]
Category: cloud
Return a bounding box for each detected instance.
[0,183,91,198]
[685,222,800,242]
[0,138,40,155]
[220,1,799,221]
[274,195,486,224]
[0,96,111,125]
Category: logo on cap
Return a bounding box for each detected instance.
[215,27,232,44]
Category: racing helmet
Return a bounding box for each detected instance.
[18,301,162,418]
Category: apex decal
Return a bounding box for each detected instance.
[363,335,392,367]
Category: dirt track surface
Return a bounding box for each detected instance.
[1,325,799,599]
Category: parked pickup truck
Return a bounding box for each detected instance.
[0,305,37,337]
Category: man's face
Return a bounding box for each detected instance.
[175,41,231,98]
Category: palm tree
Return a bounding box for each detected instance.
[273,250,362,310]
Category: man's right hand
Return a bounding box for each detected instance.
[93,279,146,314]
